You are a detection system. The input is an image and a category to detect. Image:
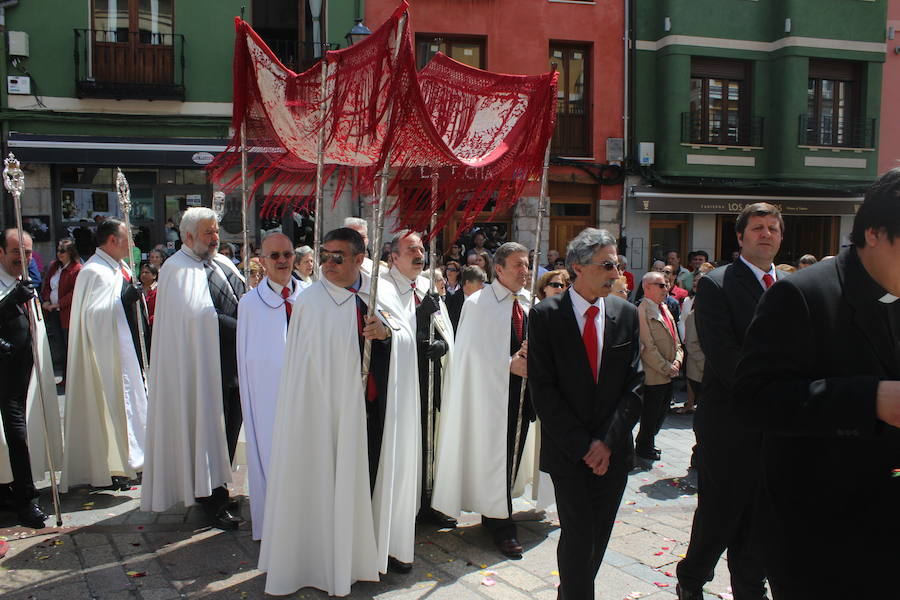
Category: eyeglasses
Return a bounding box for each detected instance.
[649,282,667,288]
[56,248,66,253]
[584,260,620,271]
[546,281,566,289]
[446,267,459,272]
[319,251,345,265]
[266,251,294,261]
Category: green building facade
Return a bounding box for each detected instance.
[627,0,887,272]
[0,0,362,261]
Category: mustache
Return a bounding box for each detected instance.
[412,258,424,265]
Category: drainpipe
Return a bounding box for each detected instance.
[0,0,19,230]
[620,0,631,240]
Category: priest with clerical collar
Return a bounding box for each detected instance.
[432,241,536,560]
[236,232,303,541]
[62,218,149,492]
[140,207,246,530]
[260,226,420,596]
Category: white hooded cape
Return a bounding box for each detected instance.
[61,250,147,490]
[260,271,419,597]
[0,267,63,484]
[431,279,536,519]
[140,249,243,512]
[236,276,303,540]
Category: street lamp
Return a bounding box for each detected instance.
[346,18,372,46]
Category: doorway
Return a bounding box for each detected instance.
[548,183,596,257]
[649,215,688,270]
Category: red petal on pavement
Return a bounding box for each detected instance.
[653,552,663,556]
[653,582,670,588]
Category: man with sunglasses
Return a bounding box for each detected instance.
[235,233,303,541]
[260,227,420,596]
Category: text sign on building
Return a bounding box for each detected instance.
[634,196,861,216]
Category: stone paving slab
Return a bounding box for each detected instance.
[2,396,743,599]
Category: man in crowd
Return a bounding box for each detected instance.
[679,250,709,291]
[62,219,149,492]
[676,202,783,600]
[141,207,246,530]
[446,264,486,332]
[344,217,378,277]
[545,249,560,273]
[433,242,534,559]
[618,254,634,291]
[467,230,490,258]
[635,270,683,465]
[260,227,418,596]
[236,232,303,541]
[529,228,643,600]
[666,250,689,282]
[0,229,62,528]
[383,231,456,529]
[736,170,900,598]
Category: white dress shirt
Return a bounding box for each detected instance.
[739,255,777,291]
[568,287,605,376]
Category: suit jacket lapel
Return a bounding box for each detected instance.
[733,258,764,304]
[559,291,596,386]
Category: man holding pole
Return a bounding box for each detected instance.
[432,241,534,559]
[61,218,149,492]
[0,229,63,528]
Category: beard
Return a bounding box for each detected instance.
[192,240,216,262]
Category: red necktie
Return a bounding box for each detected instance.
[348,286,377,403]
[511,295,524,342]
[762,273,774,289]
[583,305,600,382]
[121,267,131,282]
[412,282,421,306]
[281,286,292,319]
[659,303,677,340]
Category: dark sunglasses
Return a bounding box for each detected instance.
[546,281,566,289]
[319,251,345,265]
[446,267,459,272]
[586,260,620,271]
[650,282,667,288]
[267,251,294,261]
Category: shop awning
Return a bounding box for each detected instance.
[631,187,863,216]
[7,133,228,168]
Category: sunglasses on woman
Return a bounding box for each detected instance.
[547,281,566,289]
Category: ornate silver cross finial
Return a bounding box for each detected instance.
[3,153,24,197]
[115,168,131,214]
[212,191,226,222]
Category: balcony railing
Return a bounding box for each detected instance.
[74,29,185,101]
[799,115,876,149]
[552,105,590,157]
[681,112,764,147]
[260,37,340,73]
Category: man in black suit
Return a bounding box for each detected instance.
[736,171,900,598]
[529,228,643,600]
[675,202,783,600]
[445,264,485,333]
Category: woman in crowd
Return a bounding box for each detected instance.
[40,238,82,383]
[443,242,464,265]
[611,275,630,300]
[148,248,166,270]
[797,254,817,269]
[472,250,492,282]
[247,257,265,289]
[444,260,462,296]
[293,245,315,290]
[140,262,159,327]
[536,269,569,301]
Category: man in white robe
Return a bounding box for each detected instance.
[236,232,302,540]
[432,242,536,559]
[61,218,149,492]
[344,216,385,277]
[0,229,63,528]
[260,226,419,596]
[141,207,246,530]
[384,231,456,529]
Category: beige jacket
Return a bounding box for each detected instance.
[683,309,704,383]
[638,297,684,386]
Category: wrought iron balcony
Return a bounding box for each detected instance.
[681,112,764,147]
[260,37,340,73]
[74,29,185,101]
[552,104,590,157]
[799,115,876,149]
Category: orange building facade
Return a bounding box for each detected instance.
[879,0,900,174]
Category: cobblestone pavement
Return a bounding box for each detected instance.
[1,394,739,599]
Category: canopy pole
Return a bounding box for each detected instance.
[240,122,250,284]
[115,168,150,378]
[3,153,63,527]
[425,172,438,494]
[312,54,330,278]
[509,142,551,492]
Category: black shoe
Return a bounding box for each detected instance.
[212,506,244,530]
[635,449,659,462]
[496,537,523,559]
[226,496,241,511]
[387,556,413,574]
[17,502,47,529]
[676,583,704,600]
[417,507,457,528]
[111,476,131,491]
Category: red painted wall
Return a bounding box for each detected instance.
[879,0,900,173]
[366,0,625,202]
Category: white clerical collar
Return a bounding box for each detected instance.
[389,266,420,295]
[181,245,206,263]
[490,278,529,303]
[569,286,604,317]
[267,277,293,296]
[879,293,899,304]
[739,255,776,290]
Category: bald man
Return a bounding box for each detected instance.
[237,232,304,540]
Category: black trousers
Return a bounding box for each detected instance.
[634,382,671,456]
[44,310,67,377]
[676,439,766,599]
[551,459,629,600]
[482,375,529,543]
[0,349,37,506]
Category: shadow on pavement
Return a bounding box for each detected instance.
[637,474,698,501]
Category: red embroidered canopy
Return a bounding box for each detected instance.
[210,1,558,236]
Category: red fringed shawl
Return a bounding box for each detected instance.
[209,1,558,237]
